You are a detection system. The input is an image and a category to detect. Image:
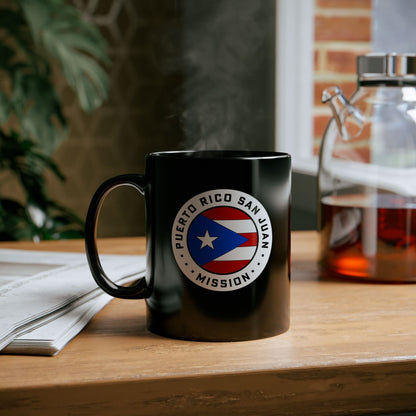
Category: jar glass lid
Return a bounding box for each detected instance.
[358,53,416,82]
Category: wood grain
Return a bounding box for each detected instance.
[0,232,415,415]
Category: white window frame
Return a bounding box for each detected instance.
[275,0,317,175]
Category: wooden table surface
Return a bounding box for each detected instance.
[0,231,415,416]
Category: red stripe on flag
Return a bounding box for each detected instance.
[203,260,251,274]
[202,207,250,220]
[239,232,258,247]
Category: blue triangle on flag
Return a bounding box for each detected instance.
[188,214,248,266]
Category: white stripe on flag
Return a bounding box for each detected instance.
[214,246,256,261]
[214,219,256,233]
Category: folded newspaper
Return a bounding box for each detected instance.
[0,249,145,356]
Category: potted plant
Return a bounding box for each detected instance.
[0,0,109,240]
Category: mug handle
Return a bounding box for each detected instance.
[85,174,150,299]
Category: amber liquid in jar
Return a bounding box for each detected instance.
[320,194,416,282]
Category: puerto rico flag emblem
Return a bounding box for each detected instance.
[172,189,273,292]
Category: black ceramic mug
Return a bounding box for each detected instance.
[85,150,291,341]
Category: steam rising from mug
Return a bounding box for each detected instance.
[157,0,275,150]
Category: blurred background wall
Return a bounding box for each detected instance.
[0,0,376,237]
[46,0,276,237]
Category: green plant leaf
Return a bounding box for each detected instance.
[0,131,85,241]
[0,130,64,206]
[0,9,25,38]
[0,91,10,123]
[0,198,33,241]
[10,71,67,154]
[19,0,110,113]
[0,0,106,240]
[0,43,15,71]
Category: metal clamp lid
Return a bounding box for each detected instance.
[357,53,416,83]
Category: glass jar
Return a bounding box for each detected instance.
[318,53,416,282]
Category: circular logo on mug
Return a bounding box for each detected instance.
[171,189,272,292]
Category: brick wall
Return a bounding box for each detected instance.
[313,0,372,155]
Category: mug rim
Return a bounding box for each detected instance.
[148,150,291,160]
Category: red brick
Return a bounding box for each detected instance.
[315,15,371,42]
[314,50,319,71]
[326,51,366,74]
[314,114,332,139]
[333,143,371,163]
[317,0,372,9]
[314,120,372,162]
[314,138,371,162]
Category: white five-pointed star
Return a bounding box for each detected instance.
[197,230,218,249]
